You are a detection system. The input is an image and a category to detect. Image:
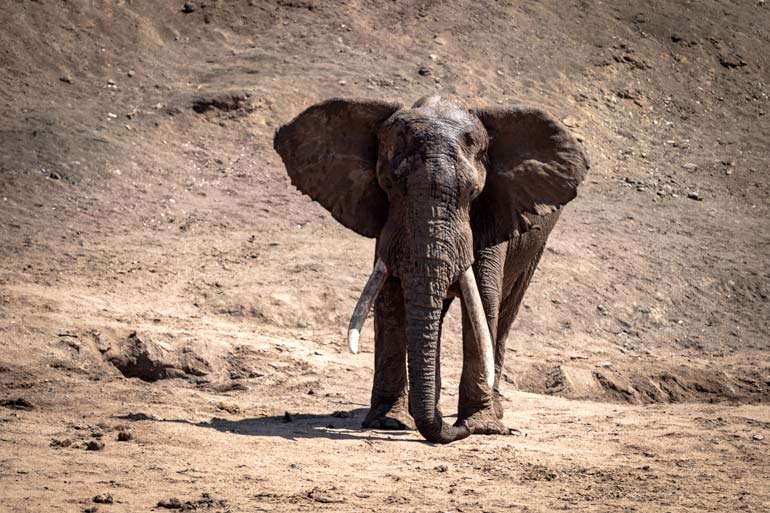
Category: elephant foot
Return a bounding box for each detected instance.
[456,408,511,435]
[362,397,415,431]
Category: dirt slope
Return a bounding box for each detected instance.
[1,1,769,512]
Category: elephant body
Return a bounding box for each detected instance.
[365,209,560,434]
[274,96,589,443]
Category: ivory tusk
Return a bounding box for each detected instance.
[347,258,388,354]
[459,266,495,388]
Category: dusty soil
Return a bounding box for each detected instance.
[1,1,769,511]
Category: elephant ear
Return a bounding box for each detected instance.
[274,98,401,238]
[471,106,590,248]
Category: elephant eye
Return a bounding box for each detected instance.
[463,132,475,149]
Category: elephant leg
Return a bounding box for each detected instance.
[492,246,544,419]
[362,276,415,431]
[434,297,454,417]
[456,244,508,434]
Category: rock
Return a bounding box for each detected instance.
[117,430,133,442]
[418,65,431,76]
[719,54,747,69]
[687,191,703,201]
[338,79,347,86]
[50,438,72,448]
[157,498,183,509]
[433,35,447,45]
[182,2,195,13]
[562,116,580,128]
[104,331,210,382]
[93,494,114,504]
[216,402,241,414]
[60,75,73,84]
[159,494,226,510]
[1,398,33,410]
[86,440,105,451]
[753,434,765,441]
[682,162,698,170]
[597,303,608,315]
[331,410,350,418]
[127,70,135,78]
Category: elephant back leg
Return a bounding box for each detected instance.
[493,245,546,418]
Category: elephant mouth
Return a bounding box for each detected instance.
[346,258,495,388]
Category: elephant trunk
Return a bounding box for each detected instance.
[403,258,470,444]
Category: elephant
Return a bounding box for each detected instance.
[274,96,589,443]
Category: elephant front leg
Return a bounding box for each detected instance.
[362,276,415,431]
[456,302,510,435]
[456,244,510,435]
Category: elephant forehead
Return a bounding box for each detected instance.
[388,109,477,139]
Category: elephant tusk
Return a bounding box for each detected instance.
[347,258,388,354]
[459,266,495,388]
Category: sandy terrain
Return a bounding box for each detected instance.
[1,1,769,511]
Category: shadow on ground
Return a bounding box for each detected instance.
[115,408,425,443]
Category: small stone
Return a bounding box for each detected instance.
[434,464,448,472]
[682,162,698,170]
[753,434,765,441]
[50,438,72,448]
[289,462,303,469]
[85,440,105,451]
[158,498,183,509]
[60,75,73,84]
[1,398,33,410]
[182,2,195,13]
[433,36,447,45]
[562,116,580,128]
[216,401,241,414]
[93,494,114,504]
[117,431,133,442]
[687,191,703,201]
[331,410,350,418]
[338,79,347,86]
[418,65,431,76]
[597,303,608,315]
[596,361,613,368]
[127,70,135,78]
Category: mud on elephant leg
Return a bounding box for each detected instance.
[362,277,415,431]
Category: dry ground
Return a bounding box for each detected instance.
[1,1,769,512]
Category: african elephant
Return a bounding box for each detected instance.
[274,96,589,443]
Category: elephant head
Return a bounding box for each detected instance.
[274,96,588,443]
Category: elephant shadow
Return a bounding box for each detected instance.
[117,408,422,443]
